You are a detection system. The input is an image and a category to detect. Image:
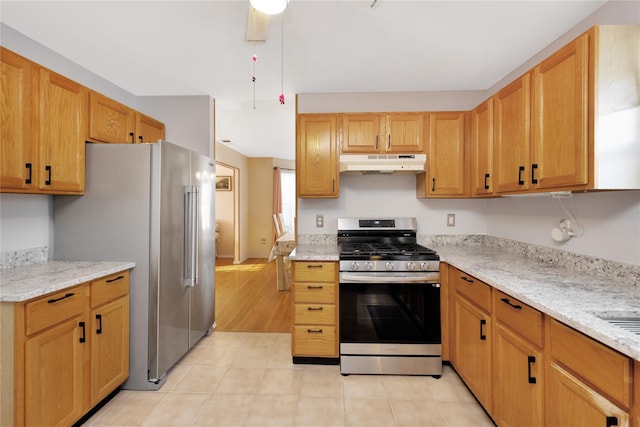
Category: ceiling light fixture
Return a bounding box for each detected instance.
[249,0,288,15]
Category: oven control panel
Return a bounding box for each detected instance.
[340,260,440,273]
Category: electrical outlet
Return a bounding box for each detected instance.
[260,237,267,245]
[316,214,324,228]
[447,213,456,227]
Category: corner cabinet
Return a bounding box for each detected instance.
[471,98,494,196]
[3,270,130,427]
[291,261,339,362]
[296,114,339,198]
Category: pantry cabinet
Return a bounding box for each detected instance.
[291,261,339,360]
[296,114,339,198]
[136,112,165,143]
[4,270,130,427]
[471,98,494,196]
[418,112,468,198]
[340,113,424,154]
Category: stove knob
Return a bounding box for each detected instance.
[385,262,394,271]
[351,262,360,271]
[406,262,416,271]
[420,262,430,271]
[365,262,373,271]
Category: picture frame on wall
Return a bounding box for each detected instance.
[216,176,232,191]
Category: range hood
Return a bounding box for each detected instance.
[340,153,426,174]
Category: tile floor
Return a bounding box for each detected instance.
[83,332,495,427]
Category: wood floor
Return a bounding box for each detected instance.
[214,258,292,332]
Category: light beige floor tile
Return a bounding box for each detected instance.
[296,396,345,427]
[300,368,344,397]
[344,397,395,427]
[422,372,465,402]
[141,392,211,426]
[229,347,274,368]
[245,394,299,427]
[171,366,227,393]
[343,375,387,399]
[437,401,495,427]
[382,375,433,400]
[192,393,254,426]
[175,345,208,367]
[443,366,479,403]
[267,349,303,369]
[390,400,447,427]
[215,367,266,394]
[89,390,165,426]
[192,345,241,368]
[159,365,191,391]
[251,333,280,348]
[256,368,303,395]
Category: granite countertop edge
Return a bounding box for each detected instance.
[0,261,136,302]
[290,242,640,361]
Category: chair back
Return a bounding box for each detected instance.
[273,214,284,238]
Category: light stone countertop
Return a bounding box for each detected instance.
[0,261,135,302]
[288,243,339,261]
[434,245,640,362]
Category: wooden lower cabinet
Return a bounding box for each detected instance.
[493,323,543,427]
[291,261,339,361]
[4,270,130,427]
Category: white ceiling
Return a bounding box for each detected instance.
[1,0,609,160]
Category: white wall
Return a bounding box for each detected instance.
[214,164,235,258]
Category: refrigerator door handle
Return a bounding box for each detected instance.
[183,186,197,287]
[193,186,200,286]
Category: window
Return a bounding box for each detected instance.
[280,169,295,232]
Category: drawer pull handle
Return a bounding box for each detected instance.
[606,416,618,427]
[307,264,323,269]
[479,319,487,341]
[96,314,103,334]
[307,307,324,311]
[307,328,323,333]
[47,292,75,304]
[527,355,537,384]
[79,321,86,343]
[106,275,125,283]
[461,276,474,283]
[307,285,324,289]
[500,298,522,310]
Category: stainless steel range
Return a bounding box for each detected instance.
[338,217,442,377]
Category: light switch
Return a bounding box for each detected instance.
[447,213,456,227]
[316,214,324,228]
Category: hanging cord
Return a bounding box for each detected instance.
[553,193,584,237]
[279,12,285,104]
[251,7,257,109]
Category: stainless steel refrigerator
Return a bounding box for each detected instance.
[53,141,216,390]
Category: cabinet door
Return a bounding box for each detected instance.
[426,112,467,197]
[471,98,494,195]
[91,295,130,406]
[493,324,543,427]
[494,74,531,194]
[341,114,382,153]
[453,295,492,411]
[24,316,86,427]
[39,69,87,193]
[532,33,589,190]
[137,112,165,143]
[296,114,339,198]
[88,91,136,144]
[385,113,424,153]
[547,362,630,427]
[0,48,39,192]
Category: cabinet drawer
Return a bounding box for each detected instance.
[494,290,544,347]
[549,319,632,408]
[25,285,86,335]
[292,325,337,357]
[293,262,336,283]
[452,268,492,313]
[293,282,337,304]
[294,304,336,325]
[91,271,129,307]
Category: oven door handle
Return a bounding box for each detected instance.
[340,274,437,284]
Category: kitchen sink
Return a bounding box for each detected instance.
[590,310,640,335]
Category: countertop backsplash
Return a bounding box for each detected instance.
[0,246,48,270]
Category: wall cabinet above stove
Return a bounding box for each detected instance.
[340,113,425,154]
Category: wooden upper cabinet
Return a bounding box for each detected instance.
[341,114,382,153]
[39,68,87,193]
[471,98,494,196]
[340,113,424,153]
[88,91,136,144]
[420,112,467,197]
[297,114,339,198]
[493,73,531,194]
[0,47,39,192]
[386,113,424,153]
[137,113,165,143]
[532,32,589,190]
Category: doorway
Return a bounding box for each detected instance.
[215,162,240,264]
